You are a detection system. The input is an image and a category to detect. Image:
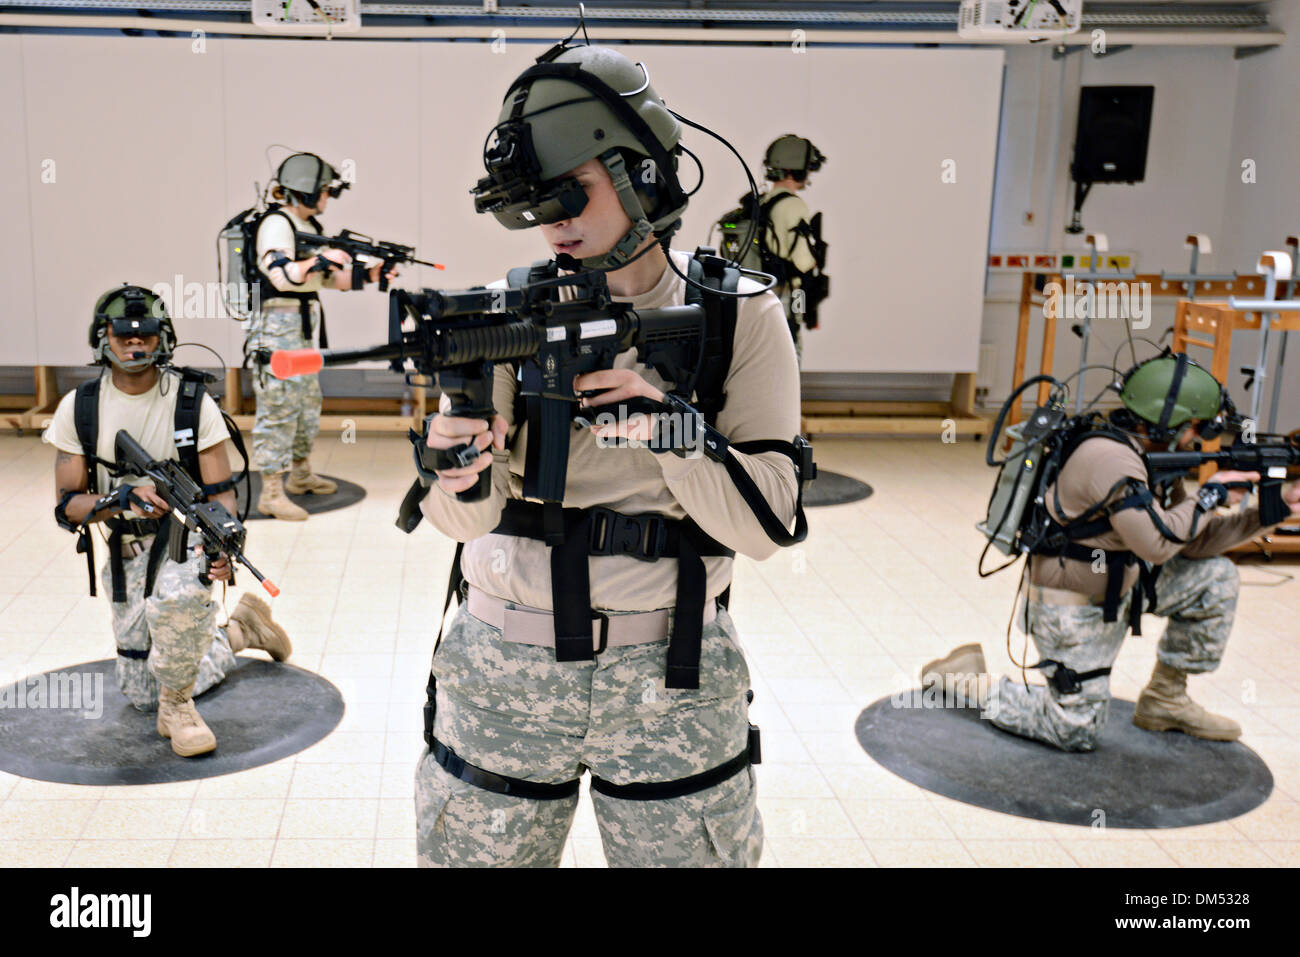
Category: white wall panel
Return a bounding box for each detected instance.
[9,37,1002,375]
[21,36,227,366]
[0,37,48,366]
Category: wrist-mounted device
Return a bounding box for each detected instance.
[649,393,730,462]
[409,414,484,487]
[1195,482,1229,512]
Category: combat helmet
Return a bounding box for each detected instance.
[763,135,826,182]
[89,284,176,372]
[274,152,349,208]
[472,43,688,270]
[1117,353,1226,444]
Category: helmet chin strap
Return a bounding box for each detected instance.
[97,334,170,373]
[569,152,655,271]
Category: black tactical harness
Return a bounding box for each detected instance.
[1029,429,1212,636]
[245,208,329,373]
[59,369,248,605]
[424,547,763,803]
[404,250,811,802]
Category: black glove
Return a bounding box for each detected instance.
[409,415,481,487]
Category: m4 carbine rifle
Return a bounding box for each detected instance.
[269,269,715,505]
[1144,435,1300,527]
[295,230,445,292]
[113,430,279,596]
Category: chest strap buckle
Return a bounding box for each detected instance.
[588,507,668,562]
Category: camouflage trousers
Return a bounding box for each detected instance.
[102,533,238,713]
[415,602,762,868]
[985,554,1239,752]
[248,305,322,474]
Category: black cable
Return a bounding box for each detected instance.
[1112,336,1164,374]
[666,109,774,297]
[985,374,1062,466]
[1054,362,1121,398]
[677,144,704,198]
[171,341,228,382]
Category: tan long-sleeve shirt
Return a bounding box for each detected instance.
[1029,433,1272,596]
[256,206,332,308]
[764,187,817,276]
[419,249,801,612]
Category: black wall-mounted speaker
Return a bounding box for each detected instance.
[1070,86,1155,184]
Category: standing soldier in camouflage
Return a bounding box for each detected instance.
[926,356,1300,752]
[246,151,391,520]
[45,285,292,756]
[411,43,808,866]
[757,135,827,364]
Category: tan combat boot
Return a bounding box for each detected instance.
[921,643,988,706]
[285,457,337,495]
[157,684,217,757]
[256,470,308,521]
[1133,661,1241,741]
[226,592,292,662]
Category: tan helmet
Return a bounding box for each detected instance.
[472,44,688,270]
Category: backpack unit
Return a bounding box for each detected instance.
[714,192,829,327]
[714,191,800,283]
[218,203,328,350]
[979,380,1174,635]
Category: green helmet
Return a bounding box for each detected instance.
[472,44,688,270]
[764,135,826,182]
[1119,353,1224,442]
[89,284,176,371]
[275,151,349,207]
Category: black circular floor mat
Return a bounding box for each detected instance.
[236,473,365,520]
[0,659,344,785]
[855,693,1273,828]
[804,469,873,508]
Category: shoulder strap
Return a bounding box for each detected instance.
[70,376,105,596]
[760,191,797,217]
[686,247,740,427]
[172,370,205,485]
[74,376,103,494]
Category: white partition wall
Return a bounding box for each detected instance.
[20,36,229,366]
[627,45,1004,374]
[0,36,39,367]
[221,39,425,355]
[1,36,1003,374]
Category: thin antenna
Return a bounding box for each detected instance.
[560,4,590,47]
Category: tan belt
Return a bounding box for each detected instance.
[466,586,717,652]
[1027,584,1105,607]
[120,536,153,559]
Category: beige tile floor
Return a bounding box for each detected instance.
[1,430,1297,868]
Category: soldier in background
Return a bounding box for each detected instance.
[45,286,292,755]
[246,151,391,520]
[926,357,1300,752]
[756,135,828,363]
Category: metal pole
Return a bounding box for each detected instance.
[1266,238,1298,433]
